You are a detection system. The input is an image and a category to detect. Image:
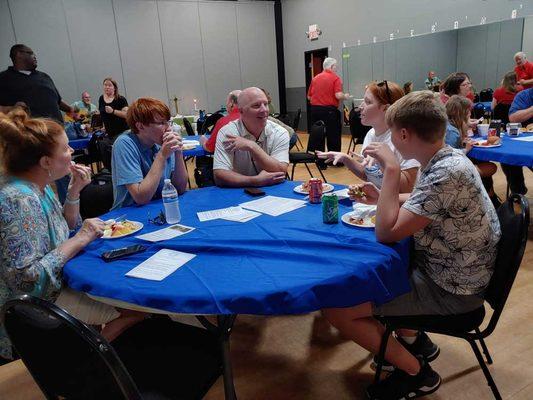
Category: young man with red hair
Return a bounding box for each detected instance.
[111,97,187,210]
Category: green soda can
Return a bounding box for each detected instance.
[322,193,339,224]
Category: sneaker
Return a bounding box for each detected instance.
[371,332,440,372]
[366,357,441,400]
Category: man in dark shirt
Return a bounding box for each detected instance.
[0,44,76,204]
[0,44,75,121]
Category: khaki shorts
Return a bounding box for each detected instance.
[373,268,484,317]
[55,288,120,325]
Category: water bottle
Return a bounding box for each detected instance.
[162,179,181,224]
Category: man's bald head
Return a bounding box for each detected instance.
[226,89,241,111]
[237,87,269,137]
[237,87,267,109]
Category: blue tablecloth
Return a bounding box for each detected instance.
[468,133,533,167]
[183,135,211,158]
[64,182,411,315]
[69,137,91,150]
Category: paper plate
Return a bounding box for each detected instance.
[182,140,200,150]
[472,141,502,148]
[103,221,143,239]
[341,212,375,228]
[293,183,334,194]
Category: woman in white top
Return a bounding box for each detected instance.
[317,80,419,192]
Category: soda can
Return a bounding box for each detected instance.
[308,178,323,204]
[322,193,339,224]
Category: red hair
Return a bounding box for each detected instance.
[0,109,64,173]
[367,81,404,106]
[126,98,171,134]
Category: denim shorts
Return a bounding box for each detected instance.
[373,268,484,316]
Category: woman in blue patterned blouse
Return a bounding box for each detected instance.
[0,109,135,363]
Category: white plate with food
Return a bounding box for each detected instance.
[341,212,376,228]
[472,141,502,148]
[341,203,377,228]
[182,140,200,150]
[103,220,144,239]
[293,182,334,194]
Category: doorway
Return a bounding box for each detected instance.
[304,48,328,131]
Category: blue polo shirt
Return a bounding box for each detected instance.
[509,88,533,117]
[111,131,175,210]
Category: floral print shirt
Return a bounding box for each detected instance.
[403,146,501,295]
[0,176,69,359]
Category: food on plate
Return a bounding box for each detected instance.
[487,136,500,145]
[475,136,500,146]
[348,185,366,198]
[301,179,325,193]
[349,216,365,225]
[104,220,138,237]
[370,215,376,224]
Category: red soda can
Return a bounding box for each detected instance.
[488,128,496,137]
[308,178,323,204]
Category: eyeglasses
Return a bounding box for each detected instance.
[150,120,171,128]
[377,80,392,104]
[148,210,167,225]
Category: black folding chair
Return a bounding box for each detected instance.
[288,120,327,182]
[291,108,304,150]
[1,295,222,400]
[79,172,114,219]
[183,118,195,136]
[373,194,529,400]
[199,112,224,135]
[347,106,371,154]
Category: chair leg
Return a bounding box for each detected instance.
[304,163,313,178]
[347,138,354,154]
[291,163,296,181]
[475,329,493,365]
[314,163,328,183]
[374,325,393,384]
[468,339,502,400]
[297,135,304,149]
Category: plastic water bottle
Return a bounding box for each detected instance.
[162,179,181,224]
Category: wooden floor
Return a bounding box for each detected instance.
[2,133,532,400]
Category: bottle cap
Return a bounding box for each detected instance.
[164,179,171,184]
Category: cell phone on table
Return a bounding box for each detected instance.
[244,187,265,197]
[101,244,147,262]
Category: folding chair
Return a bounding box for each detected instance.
[373,194,529,400]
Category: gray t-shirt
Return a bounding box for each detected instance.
[213,119,289,176]
[403,146,501,295]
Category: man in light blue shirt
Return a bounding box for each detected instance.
[111,98,187,210]
[509,87,533,126]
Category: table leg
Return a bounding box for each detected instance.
[197,314,238,400]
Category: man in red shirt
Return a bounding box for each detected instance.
[200,90,241,153]
[307,57,350,155]
[514,52,533,89]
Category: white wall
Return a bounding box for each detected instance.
[0,0,279,114]
[523,16,533,62]
[281,0,533,89]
